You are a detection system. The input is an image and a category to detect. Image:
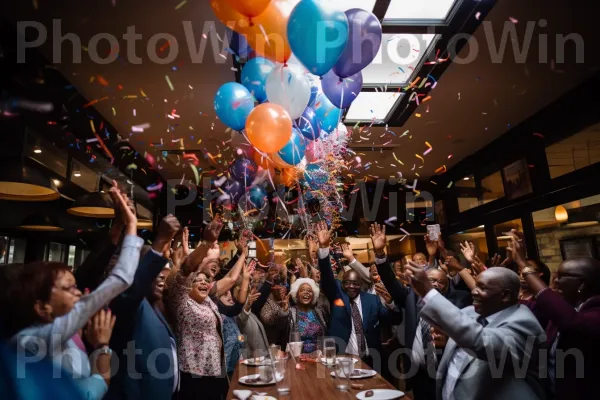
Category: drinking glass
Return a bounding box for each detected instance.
[290,331,301,343]
[269,344,281,361]
[274,359,292,395]
[334,359,352,391]
[323,338,336,367]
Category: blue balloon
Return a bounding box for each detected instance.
[225,180,245,204]
[287,0,349,77]
[214,83,255,131]
[278,128,306,166]
[226,28,253,60]
[296,107,321,140]
[314,92,342,133]
[241,57,274,102]
[304,164,329,188]
[230,158,258,186]
[248,185,267,208]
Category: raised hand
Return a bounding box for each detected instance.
[471,255,486,276]
[295,258,308,278]
[507,236,527,272]
[206,241,220,260]
[235,234,248,255]
[374,283,392,304]
[459,241,475,263]
[244,288,261,312]
[425,235,438,257]
[405,260,434,298]
[489,253,502,267]
[153,214,181,255]
[341,243,355,262]
[369,223,387,256]
[109,185,137,235]
[203,214,223,243]
[181,227,191,257]
[444,256,464,275]
[315,221,331,249]
[85,309,116,349]
[437,237,449,259]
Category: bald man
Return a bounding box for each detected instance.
[313,222,402,370]
[407,265,547,400]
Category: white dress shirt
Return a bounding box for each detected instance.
[421,290,502,400]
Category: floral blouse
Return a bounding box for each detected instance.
[168,273,225,377]
[296,310,324,353]
[259,295,289,345]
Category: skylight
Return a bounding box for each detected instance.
[327,0,377,12]
[361,33,437,86]
[345,92,403,123]
[383,0,461,24]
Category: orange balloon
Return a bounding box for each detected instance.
[253,151,276,176]
[246,103,292,154]
[224,0,273,18]
[280,168,298,187]
[211,0,297,63]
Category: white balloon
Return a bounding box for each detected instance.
[266,64,311,120]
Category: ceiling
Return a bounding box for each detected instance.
[3,0,600,186]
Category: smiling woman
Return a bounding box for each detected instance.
[288,277,326,354]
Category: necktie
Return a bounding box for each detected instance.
[477,316,488,327]
[420,318,432,350]
[350,300,366,355]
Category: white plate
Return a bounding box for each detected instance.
[242,357,269,366]
[319,357,359,365]
[356,389,405,400]
[330,368,377,380]
[238,373,282,386]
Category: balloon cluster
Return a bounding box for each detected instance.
[211,0,382,231]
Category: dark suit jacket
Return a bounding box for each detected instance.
[375,258,472,372]
[534,290,600,400]
[318,253,403,358]
[106,250,175,400]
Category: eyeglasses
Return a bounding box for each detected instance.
[342,281,361,288]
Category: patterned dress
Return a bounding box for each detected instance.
[168,273,225,376]
[296,310,324,353]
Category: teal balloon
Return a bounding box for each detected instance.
[287,0,349,77]
[214,82,255,131]
[304,163,328,188]
[314,92,342,133]
[248,185,267,208]
[241,57,274,102]
[278,128,306,166]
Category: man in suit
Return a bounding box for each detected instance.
[369,223,472,400]
[405,254,547,400]
[314,221,402,371]
[106,215,181,400]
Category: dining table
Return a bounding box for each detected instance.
[228,355,412,399]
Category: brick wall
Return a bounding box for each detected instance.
[536,224,600,271]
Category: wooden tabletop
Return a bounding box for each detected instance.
[228,356,411,399]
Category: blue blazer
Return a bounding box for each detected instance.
[106,250,176,400]
[318,254,403,356]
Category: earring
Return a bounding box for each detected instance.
[578,288,582,294]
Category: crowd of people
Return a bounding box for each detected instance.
[0,183,598,400]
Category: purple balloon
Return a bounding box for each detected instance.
[230,158,258,186]
[322,70,363,109]
[295,107,321,141]
[225,180,245,204]
[332,9,382,79]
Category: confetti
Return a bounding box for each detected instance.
[509,16,518,24]
[174,0,187,10]
[165,75,174,91]
[415,154,425,163]
[475,11,481,20]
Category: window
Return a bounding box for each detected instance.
[0,236,8,264]
[456,174,479,212]
[448,225,488,264]
[47,242,67,263]
[7,238,26,264]
[533,195,600,272]
[345,92,403,123]
[481,171,505,204]
[67,245,76,268]
[493,219,524,255]
[545,122,600,179]
[383,0,462,25]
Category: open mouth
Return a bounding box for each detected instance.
[301,293,312,301]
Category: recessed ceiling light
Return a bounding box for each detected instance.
[478,225,484,228]
[52,179,61,186]
[345,92,403,123]
[73,172,81,177]
[463,177,470,181]
[33,146,42,154]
